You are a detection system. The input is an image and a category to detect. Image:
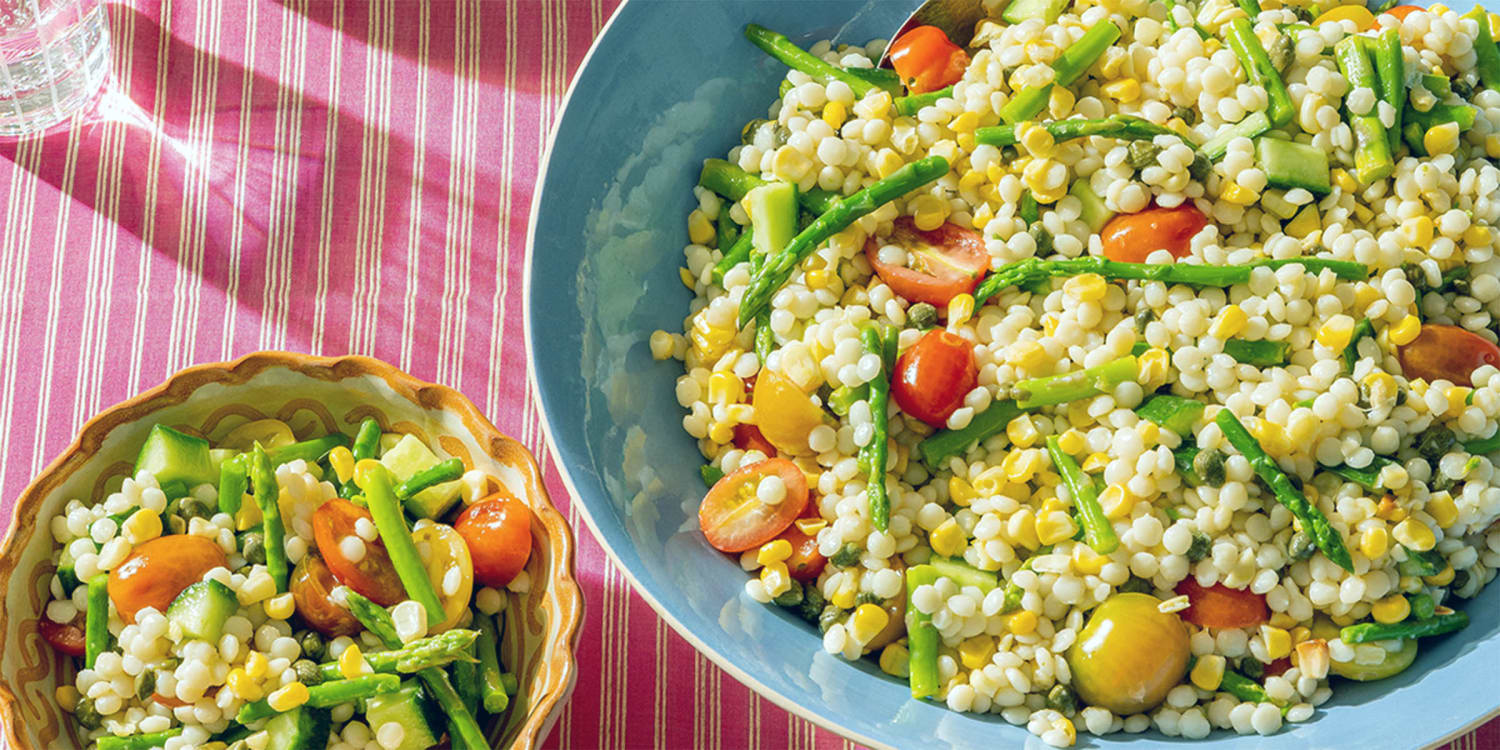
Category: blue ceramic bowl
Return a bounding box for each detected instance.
[526,1,1500,746]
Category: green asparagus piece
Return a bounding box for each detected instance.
[1200,111,1271,161]
[1216,410,1353,571]
[1406,102,1478,132]
[1238,0,1262,17]
[1225,18,1293,127]
[1019,190,1040,226]
[1421,72,1453,97]
[930,556,999,592]
[85,574,109,669]
[218,454,248,516]
[356,463,447,624]
[267,433,351,467]
[1224,339,1290,367]
[842,66,903,95]
[1220,669,1283,706]
[828,384,868,416]
[701,463,723,487]
[251,446,290,593]
[1465,429,1500,455]
[698,159,838,215]
[394,457,464,500]
[973,255,1367,304]
[743,24,879,98]
[918,399,1025,468]
[1340,611,1469,643]
[716,202,739,251]
[1341,318,1375,374]
[236,674,401,723]
[1164,0,1210,38]
[712,232,754,284]
[453,638,482,716]
[1000,22,1122,124]
[977,114,1179,148]
[738,156,949,326]
[1369,30,1405,152]
[1334,37,1395,184]
[1464,7,1500,90]
[861,325,893,532]
[1015,355,1137,409]
[95,729,184,750]
[1174,445,1204,486]
[894,85,954,117]
[1000,548,1053,614]
[1409,592,1436,620]
[905,565,941,699]
[1046,436,1120,554]
[1325,455,1397,491]
[352,418,381,460]
[315,629,480,681]
[1136,395,1205,437]
[345,590,404,646]
[478,611,510,713]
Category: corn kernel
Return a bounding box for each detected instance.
[1137,347,1169,388]
[1402,215,1435,247]
[959,635,996,669]
[1007,340,1048,371]
[707,372,744,405]
[1487,134,1500,160]
[947,293,976,327]
[1492,12,1500,40]
[849,603,890,643]
[1042,312,1061,337]
[822,100,847,130]
[1385,315,1420,347]
[1081,452,1109,473]
[1371,594,1411,624]
[1295,639,1330,680]
[688,210,715,246]
[1209,304,1248,339]
[1008,609,1038,635]
[1063,273,1108,302]
[1290,626,1311,645]
[879,643,910,677]
[1251,419,1290,457]
[1464,224,1492,248]
[1035,510,1078,545]
[1267,612,1296,630]
[759,562,790,596]
[856,90,891,120]
[1007,414,1039,448]
[679,266,697,290]
[972,466,1007,496]
[804,268,833,291]
[264,592,295,621]
[1001,449,1041,483]
[1423,564,1455,586]
[950,111,980,134]
[1261,625,1292,660]
[1393,518,1436,551]
[930,519,967,558]
[55,685,80,711]
[1424,122,1460,156]
[1353,283,1381,311]
[267,682,310,712]
[831,583,858,610]
[1058,429,1086,455]
[757,539,793,566]
[327,446,356,484]
[1135,420,1160,446]
[246,650,270,680]
[226,668,262,701]
[1285,205,1321,237]
[1051,716,1077,745]
[872,149,904,179]
[122,507,163,544]
[1360,525,1390,560]
[910,194,951,231]
[971,203,995,230]
[1352,203,1374,224]
[1190,653,1226,691]
[1426,494,1459,529]
[1102,78,1140,103]
[1316,314,1356,351]
[1219,181,1259,205]
[949,476,978,507]
[338,643,369,680]
[1426,3,1448,13]
[1072,545,1107,575]
[1399,574,1423,593]
[707,420,735,444]
[1019,121,1056,157]
[1048,85,1076,118]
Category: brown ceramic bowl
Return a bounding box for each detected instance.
[0,351,581,749]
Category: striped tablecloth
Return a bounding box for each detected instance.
[0,2,1494,749]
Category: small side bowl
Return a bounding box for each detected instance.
[0,351,581,750]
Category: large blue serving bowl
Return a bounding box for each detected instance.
[525,1,1500,746]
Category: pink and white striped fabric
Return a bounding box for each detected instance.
[0,2,1494,748]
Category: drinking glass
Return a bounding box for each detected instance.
[0,0,108,135]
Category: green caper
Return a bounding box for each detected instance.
[1046,684,1078,715]
[178,496,212,521]
[1187,151,1212,182]
[1239,657,1265,680]
[1128,141,1163,170]
[798,585,827,625]
[293,659,325,686]
[908,302,939,331]
[1134,307,1156,331]
[829,542,862,568]
[1452,277,1472,295]
[1118,576,1152,594]
[134,669,157,701]
[1417,426,1458,467]
[1193,448,1227,487]
[1288,530,1317,561]
[298,630,326,662]
[1028,224,1054,256]
[1186,531,1212,562]
[1452,77,1475,100]
[240,532,267,566]
[1171,105,1197,126]
[855,591,882,607]
[1450,569,1473,596]
[73,697,103,729]
[818,605,848,634]
[740,119,770,144]
[1267,33,1294,73]
[773,580,806,608]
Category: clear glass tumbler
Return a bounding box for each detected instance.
[0,0,108,135]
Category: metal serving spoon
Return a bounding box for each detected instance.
[878,0,990,66]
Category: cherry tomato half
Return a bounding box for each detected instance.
[454,490,534,588]
[866,218,990,307]
[38,618,86,657]
[777,521,827,582]
[1383,5,1423,21]
[1175,578,1269,629]
[311,498,405,607]
[699,458,810,553]
[891,328,979,427]
[733,423,778,457]
[412,521,474,632]
[290,554,363,637]
[108,535,229,623]
[889,25,969,94]
[1396,323,1500,385]
[1100,204,1210,263]
[751,370,828,455]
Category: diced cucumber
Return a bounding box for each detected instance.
[379,435,463,520]
[747,181,798,260]
[165,579,239,642]
[1069,178,1114,233]
[135,424,217,488]
[264,706,331,750]
[1002,0,1070,24]
[1256,137,1330,194]
[364,680,442,750]
[56,540,96,595]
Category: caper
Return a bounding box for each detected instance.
[1186,531,1212,562]
[818,605,848,634]
[855,591,882,607]
[1452,77,1475,100]
[134,669,157,701]
[773,580,806,608]
[293,659,325,686]
[1452,277,1471,295]
[240,532,267,566]
[298,630,326,662]
[1450,569,1473,596]
[1028,224,1054,256]
[1417,426,1457,467]
[740,119,770,144]
[74,697,103,729]
[1046,683,1078,715]
[829,542,862,568]
[908,302,939,331]
[1238,657,1265,680]
[178,496,212,521]
[1187,151,1212,182]
[1267,33,1294,73]
[798,585,826,625]
[1193,448,1227,487]
[1128,141,1163,170]
[1118,576,1152,594]
[1288,530,1317,561]
[1134,307,1156,331]
[1171,105,1197,126]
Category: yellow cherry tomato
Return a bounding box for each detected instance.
[1311,617,1418,681]
[412,521,474,633]
[221,418,296,450]
[1313,4,1377,29]
[751,370,827,455]
[1067,593,1191,715]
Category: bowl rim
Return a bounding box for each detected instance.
[0,350,584,750]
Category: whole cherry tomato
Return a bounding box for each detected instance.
[891,328,978,427]
[289,554,363,637]
[455,490,534,588]
[108,535,228,623]
[1175,578,1269,629]
[889,25,969,94]
[1067,593,1190,715]
[865,218,989,307]
[698,458,809,553]
[38,618,86,657]
[311,498,405,607]
[1397,323,1500,384]
[1100,204,1210,263]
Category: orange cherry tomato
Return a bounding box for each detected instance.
[1175,578,1269,629]
[889,25,969,94]
[891,328,978,428]
[1100,204,1210,263]
[454,490,534,588]
[733,423,778,457]
[1383,5,1423,21]
[290,554,363,637]
[1396,323,1500,384]
[312,498,405,607]
[698,458,809,553]
[865,218,990,307]
[777,517,827,582]
[108,535,229,623]
[38,618,86,657]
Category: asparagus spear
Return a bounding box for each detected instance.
[1396,546,1446,577]
[1463,7,1500,90]
[1341,318,1375,373]
[1200,111,1271,161]
[894,85,954,117]
[267,433,351,467]
[1224,339,1290,367]
[478,611,510,713]
[251,446,290,593]
[1000,22,1122,124]
[1238,0,1262,16]
[356,462,447,624]
[698,159,838,215]
[738,156,949,326]
[972,255,1368,304]
[712,232,753,284]
[1225,18,1294,127]
[236,674,401,723]
[395,457,464,500]
[1334,37,1395,184]
[1215,410,1354,571]
[218,454,248,516]
[743,24,879,99]
[351,418,381,460]
[1325,455,1397,491]
[905,565,941,699]
[85,574,109,669]
[716,202,739,251]
[1340,611,1469,643]
[315,628,480,681]
[999,547,1053,614]
[1220,668,1284,707]
[918,399,1025,468]
[453,638,482,716]
[1045,437,1120,554]
[930,556,999,592]
[1015,355,1137,409]
[860,325,896,531]
[1405,102,1478,132]
[345,590,404,646]
[976,114,1179,149]
[96,730,184,750]
[1136,395,1205,437]
[1369,30,1405,153]
[842,66,903,96]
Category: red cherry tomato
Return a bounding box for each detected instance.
[290,554,363,637]
[38,619,86,657]
[1396,323,1500,384]
[1383,5,1423,20]
[1100,204,1210,263]
[108,535,229,623]
[1175,578,1269,629]
[866,218,990,307]
[777,516,827,582]
[699,458,810,553]
[889,25,969,94]
[891,329,979,427]
[312,498,405,607]
[733,423,778,457]
[455,491,534,588]
[1263,657,1293,677]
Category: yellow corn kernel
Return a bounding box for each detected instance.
[1190,653,1226,691]
[1316,314,1356,351]
[1058,429,1086,455]
[949,476,978,507]
[1487,134,1500,159]
[1250,419,1290,457]
[1444,386,1471,416]
[948,293,976,327]
[1136,420,1160,446]
[264,592,295,621]
[1209,305,1248,339]
[1261,625,1293,660]
[226,668,262,701]
[1393,518,1436,551]
[1360,525,1390,560]
[1099,484,1135,519]
[1035,510,1078,545]
[1426,494,1459,529]
[831,583,858,610]
[849,603,890,643]
[1354,283,1381,311]
[1063,273,1108,302]
[973,466,1007,496]
[1268,611,1298,630]
[1290,626,1312,645]
[1102,78,1140,103]
[679,266,697,290]
[267,682,310,712]
[1424,564,1456,586]
[1007,414,1040,448]
[1387,315,1421,347]
[958,170,986,193]
[1042,312,1061,337]
[757,539,793,567]
[1352,203,1374,224]
[707,372,744,405]
[971,203,995,231]
[1048,85,1076,118]
[327,446,356,484]
[688,210,715,246]
[1399,574,1423,593]
[959,635,996,669]
[122,507,163,544]
[1492,12,1500,40]
[1072,545,1107,575]
[338,643,369,680]
[794,519,827,538]
[1295,639,1330,680]
[1001,449,1041,483]
[1008,609,1038,635]
[1371,594,1411,624]
[910,194,951,231]
[1050,716,1077,746]
[1082,452,1109,473]
[1402,215,1435,247]
[804,268,833,291]
[1285,205,1321,237]
[872,149,905,179]
[950,111,980,134]
[822,100,847,130]
[1019,122,1056,157]
[706,420,734,444]
[55,685,80,712]
[1464,224,1492,248]
[858,90,891,120]
[879,643,910,677]
[1137,347,1169,388]
[1219,181,1259,205]
[246,650,270,680]
[1007,340,1048,371]
[1331,168,1357,194]
[930,518,967,558]
[1424,122,1460,156]
[759,562,790,596]
[1427,3,1449,13]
